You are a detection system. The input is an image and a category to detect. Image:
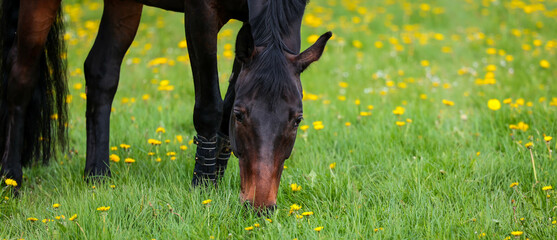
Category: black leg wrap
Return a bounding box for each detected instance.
[215,133,231,180]
[191,135,217,187]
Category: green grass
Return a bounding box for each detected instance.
[2,0,557,239]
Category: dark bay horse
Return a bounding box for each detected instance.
[0,0,330,209]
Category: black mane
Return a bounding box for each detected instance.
[249,0,308,53]
[241,0,309,107]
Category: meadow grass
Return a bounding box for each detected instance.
[1,0,557,239]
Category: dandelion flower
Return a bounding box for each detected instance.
[510,231,523,236]
[545,136,552,142]
[510,182,519,188]
[487,99,501,111]
[4,178,17,187]
[289,204,301,214]
[392,106,405,115]
[69,214,77,221]
[290,183,302,192]
[442,99,455,106]
[124,158,135,163]
[254,223,260,228]
[156,127,165,133]
[525,142,533,149]
[202,199,212,205]
[314,226,324,232]
[540,59,550,68]
[96,206,111,212]
[109,154,120,163]
[53,203,61,209]
[329,162,336,169]
[395,121,406,126]
[245,226,254,231]
[27,217,38,222]
[542,186,553,191]
[302,211,314,216]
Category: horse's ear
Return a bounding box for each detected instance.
[295,31,332,73]
[235,24,255,64]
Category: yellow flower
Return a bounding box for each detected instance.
[352,40,363,49]
[542,186,553,191]
[329,162,336,169]
[27,217,38,222]
[307,34,319,44]
[110,146,118,151]
[442,99,455,106]
[290,183,302,192]
[312,121,324,130]
[395,121,406,126]
[53,203,61,209]
[120,144,130,150]
[300,125,309,131]
[109,154,120,163]
[487,99,501,111]
[202,199,212,205]
[510,231,523,236]
[360,111,371,116]
[4,178,17,187]
[338,82,348,88]
[265,218,273,223]
[69,214,77,221]
[245,226,254,231]
[525,142,533,149]
[156,127,166,133]
[314,226,324,232]
[296,214,303,219]
[545,136,552,142]
[345,122,351,127]
[510,182,518,188]
[254,223,260,228]
[110,185,116,189]
[392,106,405,115]
[96,206,111,212]
[540,59,550,68]
[148,139,162,145]
[302,211,314,216]
[289,204,301,214]
[180,145,188,151]
[420,60,430,67]
[124,158,135,163]
[178,40,188,48]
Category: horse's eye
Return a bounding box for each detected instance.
[294,116,303,127]
[234,111,244,123]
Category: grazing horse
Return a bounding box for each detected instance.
[0,0,330,209]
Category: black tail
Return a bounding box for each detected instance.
[0,0,68,166]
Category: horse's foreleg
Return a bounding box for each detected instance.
[1,0,61,187]
[83,0,142,178]
[185,3,226,187]
[214,58,239,180]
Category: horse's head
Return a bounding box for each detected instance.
[230,31,331,210]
